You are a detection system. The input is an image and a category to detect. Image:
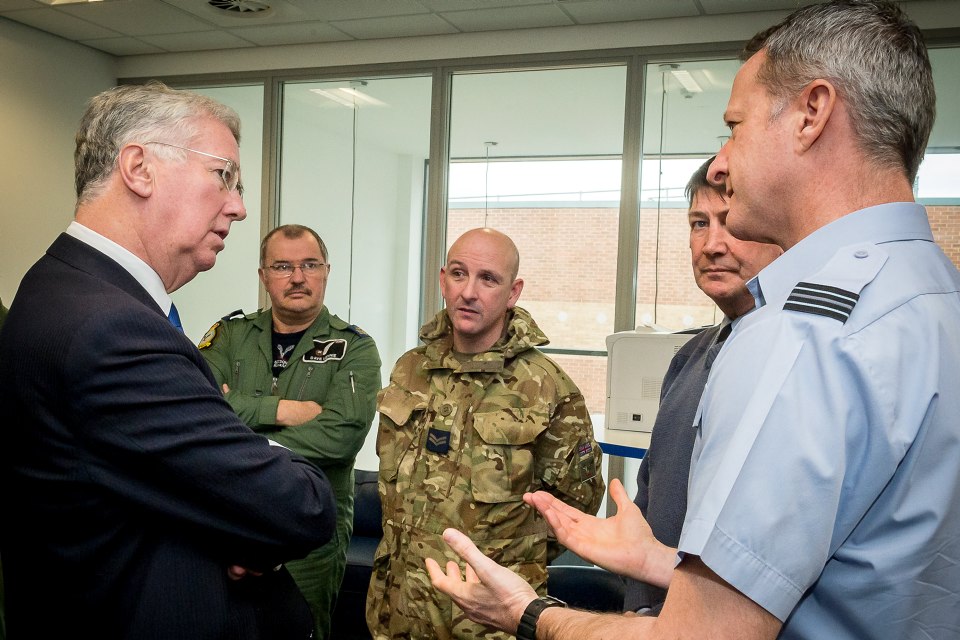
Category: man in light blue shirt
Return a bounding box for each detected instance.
[425,2,960,639]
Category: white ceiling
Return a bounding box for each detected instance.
[2,0,956,154]
[0,0,931,58]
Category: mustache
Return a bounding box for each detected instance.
[285,285,312,296]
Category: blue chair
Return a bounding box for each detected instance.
[547,564,626,612]
[330,469,382,639]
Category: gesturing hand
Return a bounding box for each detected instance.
[426,528,538,633]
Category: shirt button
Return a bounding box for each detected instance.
[854,249,869,258]
[439,403,453,416]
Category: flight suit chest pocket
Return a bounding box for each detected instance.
[233,358,266,395]
[470,405,550,503]
[377,385,427,482]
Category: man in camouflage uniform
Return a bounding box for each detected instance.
[367,228,605,639]
[200,224,381,639]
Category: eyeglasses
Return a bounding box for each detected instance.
[144,141,243,197]
[264,262,328,278]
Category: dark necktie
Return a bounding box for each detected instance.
[167,302,184,333]
[704,322,732,370]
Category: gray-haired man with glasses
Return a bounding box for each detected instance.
[0,81,337,638]
[200,223,382,640]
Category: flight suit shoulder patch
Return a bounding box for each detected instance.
[221,308,246,321]
[197,321,221,350]
[346,324,370,338]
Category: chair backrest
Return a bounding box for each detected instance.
[352,469,382,538]
[547,564,625,613]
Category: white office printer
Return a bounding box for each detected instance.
[602,328,695,455]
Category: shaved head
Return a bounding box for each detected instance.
[448,228,520,281]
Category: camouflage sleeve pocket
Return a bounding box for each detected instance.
[378,385,426,426]
[470,407,549,504]
[376,385,426,481]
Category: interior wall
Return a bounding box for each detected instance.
[0,18,116,305]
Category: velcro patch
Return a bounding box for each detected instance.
[347,324,370,337]
[784,282,859,323]
[577,442,597,481]
[197,321,221,350]
[303,338,347,363]
[426,427,451,455]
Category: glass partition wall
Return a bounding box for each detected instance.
[447,65,627,421]
[278,76,433,384]
[159,42,960,483]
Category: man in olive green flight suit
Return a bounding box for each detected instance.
[200,225,381,640]
[367,228,605,639]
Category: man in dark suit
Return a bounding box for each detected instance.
[0,82,336,639]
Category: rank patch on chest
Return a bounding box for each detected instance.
[303,338,347,363]
[426,427,451,455]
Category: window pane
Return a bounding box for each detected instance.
[918,47,960,270]
[279,76,432,375]
[636,59,740,332]
[447,65,627,419]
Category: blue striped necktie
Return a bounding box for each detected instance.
[167,303,184,333]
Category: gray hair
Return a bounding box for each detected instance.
[74,80,241,204]
[260,224,329,266]
[746,0,934,182]
[685,155,725,207]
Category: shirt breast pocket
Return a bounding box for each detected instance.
[470,405,549,504]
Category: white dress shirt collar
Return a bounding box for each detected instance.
[66,221,172,315]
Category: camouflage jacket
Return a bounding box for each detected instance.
[366,306,604,639]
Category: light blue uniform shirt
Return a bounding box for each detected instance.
[679,203,960,639]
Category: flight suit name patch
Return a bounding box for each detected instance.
[303,338,347,363]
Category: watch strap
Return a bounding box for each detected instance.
[516,595,566,640]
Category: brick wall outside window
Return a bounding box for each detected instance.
[449,205,960,415]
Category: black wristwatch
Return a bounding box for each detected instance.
[516,595,566,640]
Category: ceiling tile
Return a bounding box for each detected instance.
[697,0,823,14]
[442,4,572,32]
[281,0,431,21]
[0,0,45,10]
[56,0,216,36]
[1,7,121,39]
[560,0,700,23]
[332,13,459,39]
[418,0,551,10]
[231,21,353,46]
[138,28,257,52]
[78,35,165,56]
